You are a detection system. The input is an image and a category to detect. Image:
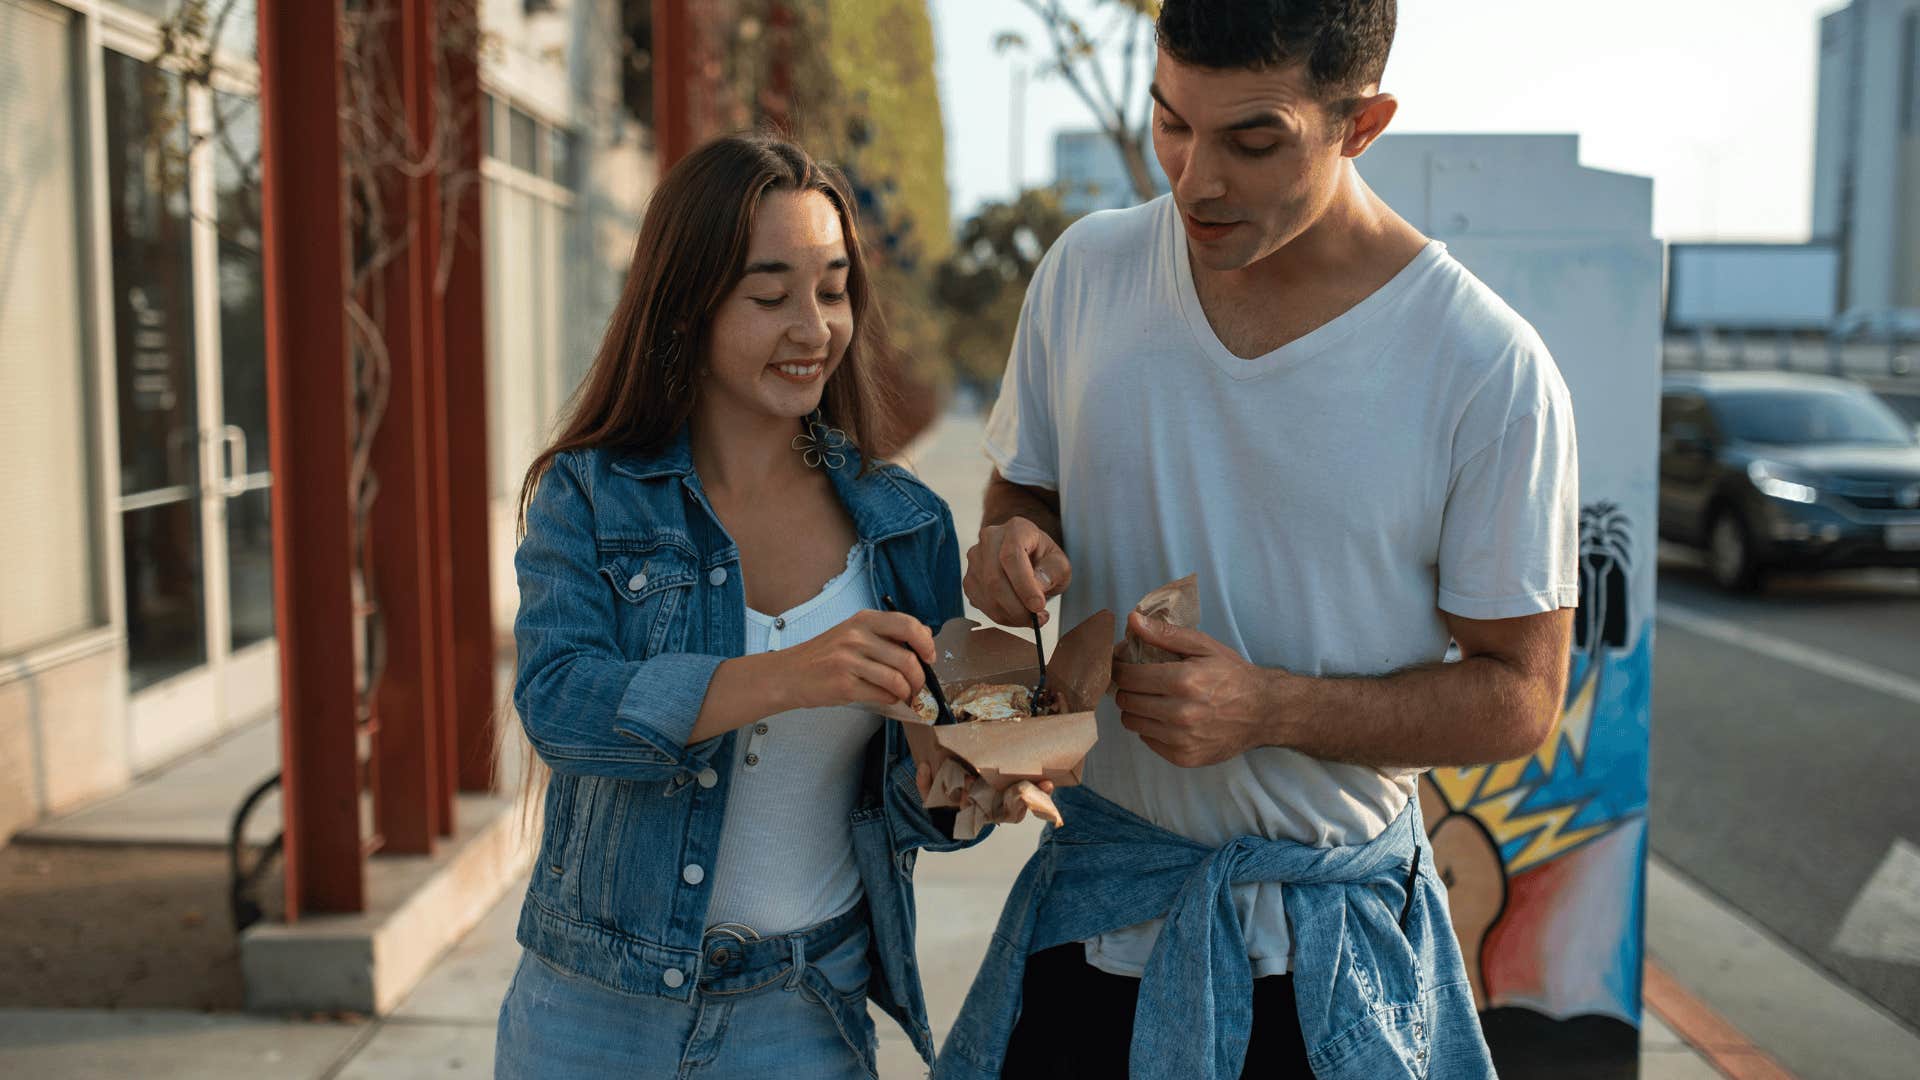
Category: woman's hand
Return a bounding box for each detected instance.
[769,610,936,710]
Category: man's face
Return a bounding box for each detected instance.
[1150,51,1356,273]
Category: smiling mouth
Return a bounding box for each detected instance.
[771,360,826,380]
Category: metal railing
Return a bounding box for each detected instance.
[1663,330,1914,380]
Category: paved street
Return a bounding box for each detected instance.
[1650,547,1920,1037]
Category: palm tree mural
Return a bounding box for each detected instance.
[1546,501,1634,770]
[1574,501,1634,692]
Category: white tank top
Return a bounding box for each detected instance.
[702,544,884,933]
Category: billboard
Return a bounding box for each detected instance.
[1666,243,1841,333]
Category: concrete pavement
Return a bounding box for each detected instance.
[1650,552,1920,1053]
[0,819,1743,1079]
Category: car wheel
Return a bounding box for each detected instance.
[1708,510,1762,591]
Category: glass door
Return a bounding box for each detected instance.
[104,46,273,769]
[209,87,277,726]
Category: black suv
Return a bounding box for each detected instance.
[1659,372,1920,589]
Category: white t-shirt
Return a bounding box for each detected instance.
[983,195,1578,977]
[704,544,882,934]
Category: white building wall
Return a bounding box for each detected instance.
[478,0,657,638]
[0,0,653,842]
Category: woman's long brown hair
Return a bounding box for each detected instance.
[503,133,896,823]
[517,132,894,531]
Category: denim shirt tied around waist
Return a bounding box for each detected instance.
[936,785,1496,1080]
[511,430,970,1064]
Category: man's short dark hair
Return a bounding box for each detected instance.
[1156,0,1397,100]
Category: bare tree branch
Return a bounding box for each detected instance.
[1118,8,1143,132]
[1070,6,1131,133]
[1016,0,1114,135]
[1010,0,1159,200]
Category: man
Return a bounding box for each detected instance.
[937,2,1576,1078]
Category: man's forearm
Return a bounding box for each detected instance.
[1264,655,1562,770]
[982,472,1064,548]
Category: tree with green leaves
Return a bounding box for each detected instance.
[692,0,954,441]
[932,188,1079,392]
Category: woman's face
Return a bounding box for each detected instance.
[699,189,854,425]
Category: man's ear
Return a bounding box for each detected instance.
[1341,92,1398,158]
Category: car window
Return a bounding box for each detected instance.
[1662,394,1713,441]
[1709,388,1916,447]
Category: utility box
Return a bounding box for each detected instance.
[1362,134,1662,1077]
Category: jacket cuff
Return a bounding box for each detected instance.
[613,653,728,769]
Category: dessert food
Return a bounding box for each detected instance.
[912,682,1065,725]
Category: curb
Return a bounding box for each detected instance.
[1644,959,1799,1080]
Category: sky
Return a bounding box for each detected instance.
[929,0,1848,242]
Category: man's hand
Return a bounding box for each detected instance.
[964,516,1072,627]
[1111,612,1281,769]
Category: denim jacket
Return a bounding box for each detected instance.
[511,429,971,1064]
[937,786,1496,1080]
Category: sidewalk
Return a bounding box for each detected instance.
[0,826,1749,1079]
[0,411,1902,1077]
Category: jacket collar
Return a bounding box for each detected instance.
[607,428,696,482]
[608,425,937,545]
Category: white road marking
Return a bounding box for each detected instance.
[1833,839,1920,966]
[1657,604,1920,708]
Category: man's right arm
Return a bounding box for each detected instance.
[983,469,1063,541]
[964,470,1072,627]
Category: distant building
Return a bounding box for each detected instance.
[1053,129,1169,215]
[1812,0,1920,322]
[1656,0,1918,338]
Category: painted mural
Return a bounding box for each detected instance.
[1352,133,1663,1073]
[1424,500,1652,1061]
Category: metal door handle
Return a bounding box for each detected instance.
[222,425,249,498]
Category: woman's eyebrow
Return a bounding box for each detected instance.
[743,254,850,276]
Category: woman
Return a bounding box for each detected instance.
[495,133,1008,1078]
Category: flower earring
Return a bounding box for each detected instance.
[793,409,849,470]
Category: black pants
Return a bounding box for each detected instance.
[1001,944,1315,1078]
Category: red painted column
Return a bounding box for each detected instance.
[654,0,693,167]
[259,0,366,916]
[408,0,461,831]
[441,0,500,794]
[766,1,792,135]
[366,0,447,855]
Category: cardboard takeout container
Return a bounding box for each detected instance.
[880,609,1116,801]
